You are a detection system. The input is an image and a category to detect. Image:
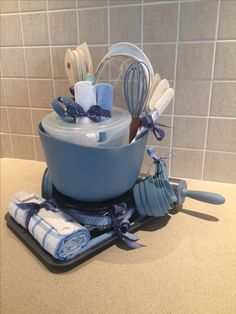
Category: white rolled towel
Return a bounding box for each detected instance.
[74,81,96,125]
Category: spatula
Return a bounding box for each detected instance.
[148,79,169,111]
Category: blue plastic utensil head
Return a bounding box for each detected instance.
[144,177,165,217]
[151,176,170,215]
[139,180,153,217]
[133,181,146,216]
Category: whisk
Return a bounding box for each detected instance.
[124,61,150,142]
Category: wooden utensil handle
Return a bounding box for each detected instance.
[129,117,141,142]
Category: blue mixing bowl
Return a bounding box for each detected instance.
[38,123,148,201]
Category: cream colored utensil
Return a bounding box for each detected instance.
[79,43,93,74]
[154,88,174,115]
[131,89,174,143]
[65,49,79,85]
[78,42,95,83]
[73,50,83,81]
[145,73,161,109]
[65,43,94,85]
[76,48,86,80]
[148,79,169,111]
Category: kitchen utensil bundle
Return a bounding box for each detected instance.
[133,148,225,217]
[133,148,177,217]
[6,42,226,272]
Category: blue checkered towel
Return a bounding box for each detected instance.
[8,191,91,260]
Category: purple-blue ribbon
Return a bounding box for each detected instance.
[141,114,166,141]
[75,104,111,122]
[147,147,166,164]
[110,203,143,249]
[147,147,175,176]
[55,96,111,123]
[66,204,143,249]
[17,199,57,230]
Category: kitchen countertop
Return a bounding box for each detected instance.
[1,158,236,314]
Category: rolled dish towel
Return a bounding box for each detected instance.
[96,83,113,112]
[74,80,96,111]
[8,191,91,261]
[74,80,96,125]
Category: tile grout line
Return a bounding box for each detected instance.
[0,105,236,121]
[1,105,236,120]
[1,127,235,155]
[145,144,236,155]
[108,0,111,82]
[0,67,14,157]
[0,132,45,139]
[169,0,180,176]
[82,3,141,10]
[107,0,110,48]
[0,8,81,16]
[18,0,36,160]
[200,0,221,180]
[1,130,235,156]
[75,0,80,44]
[46,0,56,99]
[141,0,144,50]
[2,39,236,49]
[0,106,52,111]
[2,77,236,83]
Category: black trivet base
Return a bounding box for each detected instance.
[5,213,154,273]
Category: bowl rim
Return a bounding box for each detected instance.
[38,122,148,151]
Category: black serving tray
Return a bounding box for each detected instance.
[5,213,154,273]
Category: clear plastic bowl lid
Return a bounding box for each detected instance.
[42,107,131,134]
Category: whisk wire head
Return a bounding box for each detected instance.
[124,61,150,117]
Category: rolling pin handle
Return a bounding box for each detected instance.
[183,189,225,205]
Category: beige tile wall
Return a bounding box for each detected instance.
[0,0,236,184]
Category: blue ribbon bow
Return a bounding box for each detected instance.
[67,203,143,249]
[53,96,111,123]
[17,199,57,230]
[147,147,166,164]
[141,114,166,141]
[110,204,143,249]
[147,147,175,176]
[75,104,111,122]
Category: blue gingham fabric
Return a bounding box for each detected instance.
[8,192,91,261]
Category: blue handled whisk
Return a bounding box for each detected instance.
[124,61,150,141]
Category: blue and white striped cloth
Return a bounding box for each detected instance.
[8,192,91,260]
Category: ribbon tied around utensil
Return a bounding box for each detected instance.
[110,203,143,249]
[141,114,167,141]
[63,203,143,249]
[52,96,111,123]
[17,199,58,230]
[147,147,175,176]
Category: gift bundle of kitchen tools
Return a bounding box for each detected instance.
[5,42,225,272]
